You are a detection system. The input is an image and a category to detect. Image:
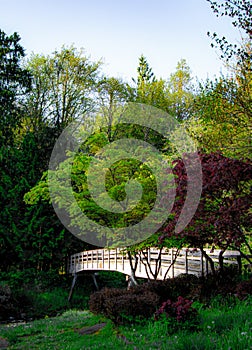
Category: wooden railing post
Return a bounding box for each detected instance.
[200,251,204,277]
[115,249,117,270]
[171,249,174,278]
[148,249,151,264]
[185,250,188,274]
[237,255,242,274]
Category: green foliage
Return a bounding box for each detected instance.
[0,270,91,320]
[1,16,251,279]
[166,59,195,120]
[0,29,31,145]
[96,271,127,289]
[207,0,252,63]
[1,297,251,350]
[188,72,251,159]
[25,46,101,130]
[131,56,195,120]
[0,39,97,272]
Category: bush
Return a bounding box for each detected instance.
[235,278,252,300]
[154,296,198,323]
[0,284,17,321]
[0,270,93,321]
[89,288,124,315]
[129,274,200,302]
[153,295,199,334]
[198,266,240,300]
[89,287,159,324]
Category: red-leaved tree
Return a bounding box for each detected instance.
[160,152,252,273]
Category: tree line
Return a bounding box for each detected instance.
[0,0,251,274]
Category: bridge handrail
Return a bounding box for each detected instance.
[68,247,242,278]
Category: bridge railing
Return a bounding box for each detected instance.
[68,247,242,280]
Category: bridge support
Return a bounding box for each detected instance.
[91,273,99,291]
[68,273,78,302]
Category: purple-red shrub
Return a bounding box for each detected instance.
[154,295,198,323]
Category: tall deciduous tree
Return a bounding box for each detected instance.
[207,0,252,63]
[131,56,195,120]
[167,59,194,120]
[96,77,129,141]
[188,74,251,159]
[25,46,101,131]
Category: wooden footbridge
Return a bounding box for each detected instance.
[68,247,241,281]
[68,247,242,300]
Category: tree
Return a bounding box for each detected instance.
[96,77,129,141]
[166,59,194,120]
[187,57,251,159]
[131,56,195,120]
[0,30,32,270]
[160,152,252,272]
[24,133,161,248]
[134,54,156,86]
[0,29,31,145]
[24,46,101,131]
[207,0,252,63]
[131,55,169,111]
[187,1,252,159]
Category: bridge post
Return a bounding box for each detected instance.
[185,250,188,274]
[200,251,204,277]
[237,255,242,274]
[115,249,118,270]
[68,273,77,302]
[91,273,99,291]
[171,249,174,278]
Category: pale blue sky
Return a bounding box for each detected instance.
[1,0,242,82]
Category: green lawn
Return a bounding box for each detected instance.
[1,297,251,350]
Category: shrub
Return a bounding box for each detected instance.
[105,291,159,324]
[235,278,252,300]
[0,284,17,321]
[197,266,240,300]
[89,288,124,315]
[154,296,198,323]
[89,287,159,324]
[129,274,200,302]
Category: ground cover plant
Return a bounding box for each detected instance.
[0,296,251,350]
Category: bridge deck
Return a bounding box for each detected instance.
[69,248,241,280]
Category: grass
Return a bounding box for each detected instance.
[0,270,127,321]
[1,297,251,350]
